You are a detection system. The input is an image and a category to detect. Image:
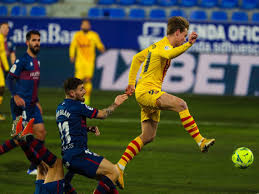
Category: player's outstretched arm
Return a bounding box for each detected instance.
[96,94,128,119]
[159,31,198,59]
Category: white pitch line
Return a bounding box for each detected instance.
[43,116,259,128]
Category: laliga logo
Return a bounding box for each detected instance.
[138,22,167,50]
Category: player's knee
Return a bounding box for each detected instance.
[35,128,47,140]
[178,99,188,112]
[112,165,119,180]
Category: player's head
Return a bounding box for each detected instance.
[26,30,41,55]
[0,22,9,37]
[81,19,91,33]
[167,16,189,47]
[64,78,86,102]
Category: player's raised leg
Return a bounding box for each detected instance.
[117,119,158,189]
[157,92,215,152]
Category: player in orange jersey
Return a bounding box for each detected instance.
[69,19,105,105]
[116,16,215,189]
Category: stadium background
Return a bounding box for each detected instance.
[0,0,259,193]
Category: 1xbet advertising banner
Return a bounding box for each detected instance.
[1,18,259,96]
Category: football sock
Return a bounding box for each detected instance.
[19,135,57,167]
[118,136,143,171]
[0,139,17,155]
[20,141,41,166]
[84,82,92,105]
[65,171,77,194]
[179,109,203,144]
[94,176,117,194]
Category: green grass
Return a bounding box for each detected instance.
[0,89,259,194]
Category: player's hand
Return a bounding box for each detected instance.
[125,85,135,96]
[36,102,43,115]
[14,95,25,108]
[114,94,128,106]
[70,57,75,63]
[87,126,100,136]
[188,32,198,44]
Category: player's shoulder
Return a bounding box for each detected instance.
[81,102,95,111]
[89,31,99,38]
[154,37,172,51]
[74,31,82,36]
[13,54,27,65]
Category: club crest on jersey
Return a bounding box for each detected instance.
[10,64,16,73]
[164,46,171,50]
[30,62,33,66]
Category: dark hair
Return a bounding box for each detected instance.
[167,16,189,35]
[64,78,83,95]
[26,30,40,41]
[0,22,8,27]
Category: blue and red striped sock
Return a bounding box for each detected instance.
[94,176,118,194]
[20,135,57,167]
[19,141,41,165]
[0,139,17,155]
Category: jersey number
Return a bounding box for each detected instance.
[144,52,152,73]
[58,121,71,145]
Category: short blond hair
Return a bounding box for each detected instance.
[167,16,189,35]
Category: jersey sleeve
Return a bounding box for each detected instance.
[93,32,105,52]
[155,42,192,59]
[0,35,9,71]
[69,33,78,59]
[8,59,23,78]
[128,47,149,85]
[80,103,98,119]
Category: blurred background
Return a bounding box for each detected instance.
[0,0,258,95]
[0,0,259,193]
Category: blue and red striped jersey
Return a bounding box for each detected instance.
[56,99,98,155]
[8,53,40,106]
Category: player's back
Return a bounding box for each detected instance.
[137,37,172,91]
[56,98,98,161]
[56,99,88,152]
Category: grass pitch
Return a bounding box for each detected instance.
[0,89,258,194]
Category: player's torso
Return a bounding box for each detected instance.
[75,31,97,62]
[137,37,172,91]
[11,54,40,104]
[56,99,88,153]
